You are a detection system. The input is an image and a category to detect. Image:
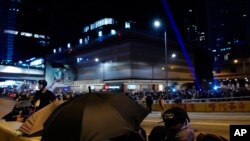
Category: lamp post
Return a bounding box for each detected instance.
[154,20,168,89]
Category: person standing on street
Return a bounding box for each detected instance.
[32,80,57,111]
[146,94,153,113]
[159,94,165,115]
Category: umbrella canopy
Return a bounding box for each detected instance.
[18,100,64,136]
[41,92,149,141]
[0,98,16,119]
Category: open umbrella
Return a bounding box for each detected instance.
[18,100,64,136]
[0,98,16,119]
[41,92,149,141]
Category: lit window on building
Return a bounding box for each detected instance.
[34,34,46,39]
[83,26,90,33]
[77,58,83,63]
[220,48,225,51]
[90,18,114,30]
[67,43,71,48]
[111,29,116,35]
[84,36,89,44]
[4,29,18,35]
[98,31,103,37]
[20,32,32,37]
[39,41,46,46]
[53,49,56,53]
[125,22,131,29]
[79,38,83,44]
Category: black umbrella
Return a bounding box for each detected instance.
[41,92,149,141]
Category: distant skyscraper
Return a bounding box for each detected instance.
[166,0,213,89]
[0,0,18,62]
[206,0,250,63]
[0,0,50,63]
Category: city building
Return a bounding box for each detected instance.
[205,0,250,86]
[0,0,50,64]
[46,18,195,93]
[0,0,50,90]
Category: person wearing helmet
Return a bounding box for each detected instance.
[32,80,57,111]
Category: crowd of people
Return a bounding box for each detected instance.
[1,81,250,123]
[0,79,232,141]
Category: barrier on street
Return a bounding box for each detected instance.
[142,101,250,112]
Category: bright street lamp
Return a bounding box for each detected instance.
[153,20,168,88]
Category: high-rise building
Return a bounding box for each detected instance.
[205,0,250,83]
[168,0,250,87]
[164,0,213,90]
[0,0,50,64]
[206,0,250,65]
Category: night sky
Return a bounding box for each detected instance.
[47,0,165,44]
[15,0,206,60]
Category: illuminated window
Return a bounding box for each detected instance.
[79,38,83,44]
[125,22,131,29]
[34,34,46,39]
[4,29,18,35]
[77,58,83,63]
[84,36,89,44]
[39,41,46,46]
[53,49,56,53]
[90,18,114,30]
[98,31,103,37]
[67,43,71,48]
[111,29,116,35]
[20,32,32,37]
[83,26,90,33]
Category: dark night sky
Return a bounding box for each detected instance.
[16,0,206,56]
[18,0,207,43]
[47,0,165,45]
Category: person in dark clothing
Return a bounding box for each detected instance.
[196,132,228,141]
[148,125,168,141]
[32,80,57,111]
[161,107,194,141]
[88,85,92,93]
[110,126,147,141]
[146,94,153,113]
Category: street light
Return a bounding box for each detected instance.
[153,20,168,88]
